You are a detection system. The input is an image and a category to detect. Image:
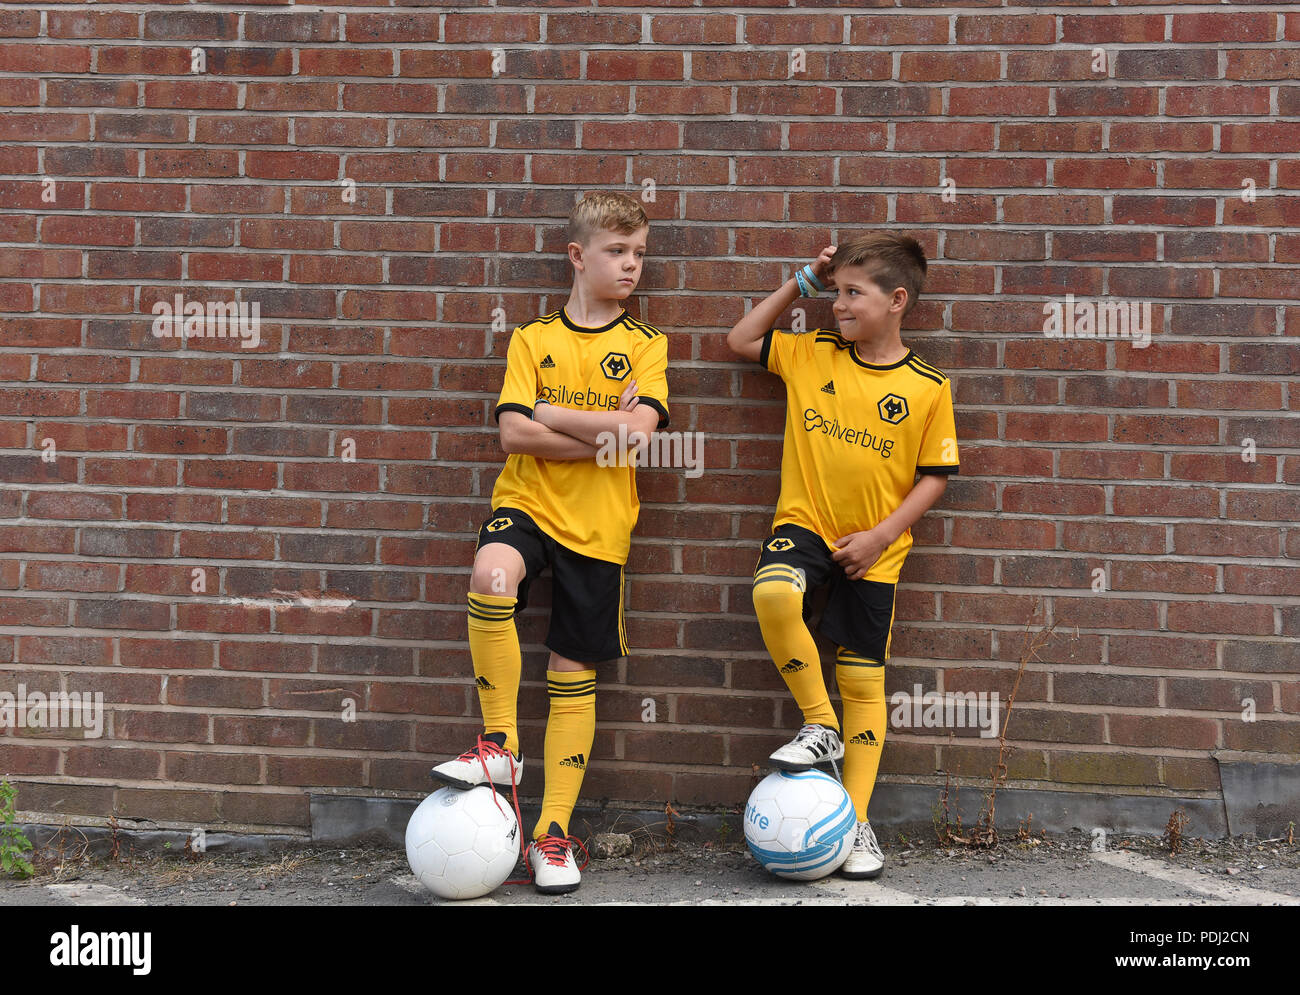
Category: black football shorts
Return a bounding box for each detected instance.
[476,506,627,664]
[753,522,898,661]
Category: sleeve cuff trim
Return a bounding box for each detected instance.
[637,396,670,429]
[495,402,533,422]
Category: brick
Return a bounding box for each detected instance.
[67,743,163,785]
[166,751,261,785]
[1167,601,1274,636]
[1052,751,1161,786]
[1222,640,1298,674]
[219,790,309,828]
[1224,720,1300,754]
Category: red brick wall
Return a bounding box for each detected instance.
[1,3,1297,834]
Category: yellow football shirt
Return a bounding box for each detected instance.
[761,328,959,583]
[491,307,670,564]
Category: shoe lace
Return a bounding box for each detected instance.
[450,737,592,886]
[532,834,573,867]
[530,833,591,871]
[455,737,511,764]
[457,736,530,884]
[858,822,883,858]
[794,724,826,744]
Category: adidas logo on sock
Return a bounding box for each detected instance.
[780,658,809,673]
[540,354,556,369]
[559,753,586,769]
[475,676,497,690]
[849,729,878,746]
[820,380,836,394]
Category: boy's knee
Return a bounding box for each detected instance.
[469,547,524,596]
[751,574,804,624]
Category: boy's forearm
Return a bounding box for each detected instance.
[499,415,599,460]
[727,277,801,352]
[873,474,950,545]
[536,404,659,448]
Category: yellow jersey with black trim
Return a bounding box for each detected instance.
[760,328,959,583]
[491,307,670,564]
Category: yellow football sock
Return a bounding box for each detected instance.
[534,668,596,839]
[836,648,887,821]
[467,592,521,757]
[752,564,838,731]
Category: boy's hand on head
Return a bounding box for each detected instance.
[813,245,837,288]
[831,528,889,581]
[617,379,639,411]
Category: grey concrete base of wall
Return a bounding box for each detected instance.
[1219,759,1300,838]
[311,780,1242,848]
[16,761,1296,855]
[16,822,303,858]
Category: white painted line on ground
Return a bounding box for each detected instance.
[389,874,423,895]
[389,875,499,905]
[591,895,1228,907]
[45,882,145,906]
[1092,850,1298,905]
[812,877,921,903]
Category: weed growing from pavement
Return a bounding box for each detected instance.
[664,801,680,849]
[934,609,1060,850]
[0,780,34,879]
[582,811,681,861]
[33,820,95,881]
[1163,809,1190,855]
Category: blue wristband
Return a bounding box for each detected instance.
[802,264,825,292]
[795,270,817,298]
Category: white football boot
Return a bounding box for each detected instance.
[768,724,845,770]
[527,822,581,894]
[840,819,885,879]
[429,735,522,790]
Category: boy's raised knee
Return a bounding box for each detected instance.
[469,553,523,597]
[752,568,805,624]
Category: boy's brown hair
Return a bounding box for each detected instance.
[827,232,928,317]
[566,191,650,248]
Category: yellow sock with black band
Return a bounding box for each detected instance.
[534,668,596,839]
[836,648,887,821]
[752,564,838,731]
[467,592,521,757]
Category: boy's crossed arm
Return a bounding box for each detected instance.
[498,411,601,460]
[533,379,658,447]
[498,380,658,460]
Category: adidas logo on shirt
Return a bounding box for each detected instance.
[849,729,878,746]
[820,380,836,394]
[559,753,586,769]
[475,676,497,690]
[780,658,809,673]
[540,354,556,369]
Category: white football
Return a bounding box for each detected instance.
[744,769,856,880]
[405,785,520,899]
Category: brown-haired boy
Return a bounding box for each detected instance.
[727,232,959,879]
[431,191,669,893]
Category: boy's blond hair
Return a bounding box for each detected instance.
[566,191,649,248]
[828,232,928,317]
